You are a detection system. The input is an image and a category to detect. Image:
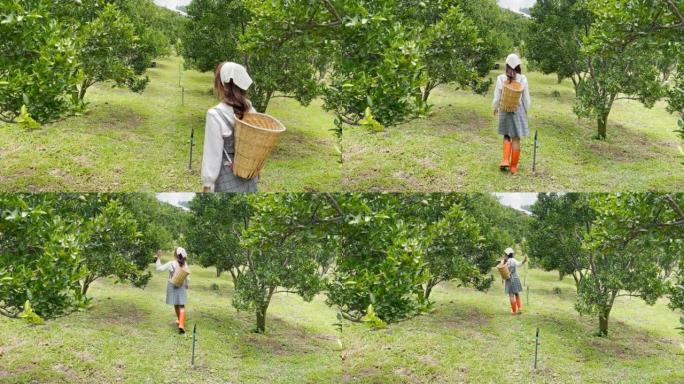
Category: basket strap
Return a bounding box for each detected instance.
[213,108,235,166]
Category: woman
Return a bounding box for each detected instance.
[492,53,531,175]
[155,248,190,333]
[201,62,258,192]
[500,247,528,315]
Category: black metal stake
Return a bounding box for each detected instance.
[188,127,195,171]
[181,86,185,106]
[191,323,197,366]
[534,327,540,369]
[532,130,539,172]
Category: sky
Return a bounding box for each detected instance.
[156,192,195,210]
[157,193,537,215]
[493,193,537,213]
[153,0,191,10]
[497,0,536,11]
[154,1,536,12]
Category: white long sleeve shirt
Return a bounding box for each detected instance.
[200,102,256,189]
[492,74,531,113]
[155,259,189,288]
[507,257,524,268]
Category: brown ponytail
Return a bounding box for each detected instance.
[214,62,252,120]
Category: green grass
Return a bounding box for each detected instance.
[0,261,343,383]
[0,56,341,192]
[2,265,681,383]
[342,66,684,192]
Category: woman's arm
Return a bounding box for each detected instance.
[155,258,174,272]
[522,77,531,112]
[492,76,503,112]
[200,111,225,191]
[512,256,528,267]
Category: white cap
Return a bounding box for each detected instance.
[176,247,188,260]
[219,62,253,90]
[505,54,522,69]
[504,247,514,256]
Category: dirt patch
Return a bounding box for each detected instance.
[343,367,384,383]
[87,302,148,326]
[314,333,339,341]
[419,354,440,368]
[394,367,422,383]
[245,334,297,356]
[75,351,95,363]
[416,157,437,170]
[52,364,80,381]
[91,106,144,131]
[431,307,491,330]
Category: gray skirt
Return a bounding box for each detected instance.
[505,276,523,295]
[166,282,187,305]
[498,104,529,138]
[215,163,259,192]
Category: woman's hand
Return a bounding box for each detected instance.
[493,108,499,116]
[202,186,211,193]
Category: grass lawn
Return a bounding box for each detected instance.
[342,66,684,192]
[1,265,681,383]
[0,56,341,192]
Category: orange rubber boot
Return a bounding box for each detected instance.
[515,295,522,314]
[500,140,512,170]
[510,149,521,174]
[510,300,517,315]
[178,308,186,334]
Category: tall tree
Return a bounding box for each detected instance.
[73,3,150,102]
[529,193,684,336]
[180,0,323,113]
[527,0,669,139]
[329,193,513,322]
[187,193,342,333]
[579,193,684,336]
[235,193,343,333]
[0,194,87,319]
[0,0,81,123]
[587,0,684,141]
[528,193,594,283]
[186,193,251,280]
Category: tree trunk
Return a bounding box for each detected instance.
[421,81,437,103]
[423,278,440,301]
[81,274,96,296]
[558,271,564,281]
[424,284,433,301]
[255,305,267,333]
[78,79,92,101]
[598,310,610,337]
[597,114,608,140]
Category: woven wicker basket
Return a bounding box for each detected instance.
[169,266,190,288]
[500,80,524,112]
[497,263,511,280]
[233,113,286,179]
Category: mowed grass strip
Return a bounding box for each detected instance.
[0,56,341,192]
[342,66,683,192]
[1,266,681,383]
[340,268,683,384]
